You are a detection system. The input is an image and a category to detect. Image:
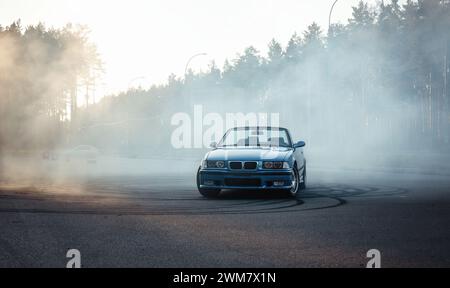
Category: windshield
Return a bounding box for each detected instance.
[218,127,292,148]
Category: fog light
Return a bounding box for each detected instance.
[273,181,285,186]
[204,180,215,186]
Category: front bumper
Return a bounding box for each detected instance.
[199,168,294,190]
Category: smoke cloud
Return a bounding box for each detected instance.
[1,0,450,186]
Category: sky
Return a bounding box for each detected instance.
[0,0,384,98]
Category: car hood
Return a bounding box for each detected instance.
[206,147,292,161]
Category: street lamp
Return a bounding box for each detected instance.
[126,76,150,157]
[328,0,339,34]
[184,53,207,108]
[184,53,208,80]
[326,0,339,147]
[128,76,149,91]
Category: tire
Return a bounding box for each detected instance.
[286,164,300,197]
[299,164,306,190]
[196,167,221,198]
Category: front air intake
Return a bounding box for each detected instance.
[244,162,257,170]
[229,162,243,170]
[225,178,261,187]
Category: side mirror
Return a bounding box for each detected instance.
[293,141,306,149]
[210,142,217,149]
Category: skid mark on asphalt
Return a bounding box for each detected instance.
[0,180,407,216]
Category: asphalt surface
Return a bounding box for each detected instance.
[1,164,450,268]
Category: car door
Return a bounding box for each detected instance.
[293,146,305,170]
[287,130,305,171]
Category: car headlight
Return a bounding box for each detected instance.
[215,161,225,168]
[263,161,290,169]
[263,161,273,169]
[205,160,226,169]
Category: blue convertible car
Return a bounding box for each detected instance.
[197,127,306,198]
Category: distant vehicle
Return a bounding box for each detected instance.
[197,127,306,198]
[42,150,57,160]
[42,145,99,163]
[64,145,99,163]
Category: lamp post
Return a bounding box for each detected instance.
[184,53,207,108]
[326,0,339,147]
[184,53,208,79]
[328,0,339,34]
[126,76,150,156]
[128,76,149,91]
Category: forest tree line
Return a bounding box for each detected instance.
[1,0,450,154]
[86,0,450,153]
[0,21,101,150]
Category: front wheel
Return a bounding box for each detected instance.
[196,167,221,198]
[299,165,306,190]
[286,166,300,197]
